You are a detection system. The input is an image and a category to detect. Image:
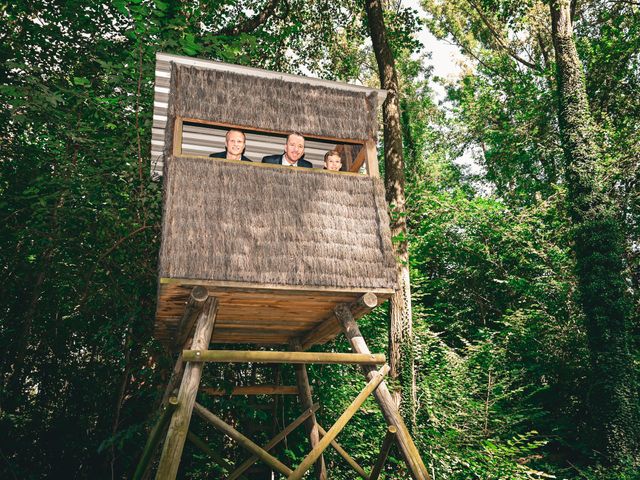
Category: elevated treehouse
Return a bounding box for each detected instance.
[140,52,431,480]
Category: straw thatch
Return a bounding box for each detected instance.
[172,64,378,140]
[158,157,396,289]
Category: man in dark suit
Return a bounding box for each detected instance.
[210,129,252,161]
[262,132,313,168]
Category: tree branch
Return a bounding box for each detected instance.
[606,0,640,5]
[216,0,281,36]
[466,0,542,72]
[76,224,152,311]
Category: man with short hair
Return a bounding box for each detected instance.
[261,132,312,168]
[210,129,252,161]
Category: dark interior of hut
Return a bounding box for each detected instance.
[180,121,367,173]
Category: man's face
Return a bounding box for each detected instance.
[284,134,305,163]
[225,130,246,157]
[325,154,342,171]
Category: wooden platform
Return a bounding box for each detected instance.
[154,278,393,347]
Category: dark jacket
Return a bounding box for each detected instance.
[261,154,312,168]
[209,151,252,162]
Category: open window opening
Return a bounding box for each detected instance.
[175,119,370,174]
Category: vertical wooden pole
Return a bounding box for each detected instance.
[160,286,210,406]
[368,425,397,480]
[364,138,380,178]
[155,297,218,480]
[290,338,327,480]
[288,365,389,480]
[133,397,179,480]
[335,303,431,480]
[172,116,183,157]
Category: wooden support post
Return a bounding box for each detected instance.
[174,286,209,350]
[288,364,390,480]
[368,426,397,480]
[161,287,210,405]
[155,297,218,480]
[172,116,183,157]
[317,424,368,479]
[192,402,293,477]
[186,431,246,479]
[182,349,385,365]
[161,353,185,406]
[364,138,380,178]
[335,302,431,480]
[201,385,303,396]
[133,396,178,480]
[349,145,368,173]
[290,338,327,480]
[228,403,319,480]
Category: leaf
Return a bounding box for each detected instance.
[154,0,169,11]
[113,0,128,15]
[73,77,90,86]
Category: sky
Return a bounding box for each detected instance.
[406,2,464,76]
[402,0,485,177]
[403,0,466,100]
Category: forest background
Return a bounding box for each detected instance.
[0,0,638,479]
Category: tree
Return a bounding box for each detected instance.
[364,0,417,420]
[422,0,640,468]
[0,1,364,477]
[549,0,639,465]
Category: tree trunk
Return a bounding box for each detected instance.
[550,0,639,465]
[364,0,416,421]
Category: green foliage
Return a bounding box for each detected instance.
[0,0,374,477]
[420,0,640,471]
[1,0,639,478]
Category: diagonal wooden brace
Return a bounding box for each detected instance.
[287,364,390,480]
[227,403,320,480]
[193,402,293,477]
[133,397,179,480]
[335,302,432,480]
[368,425,397,480]
[186,431,246,479]
[290,338,327,480]
[317,424,368,479]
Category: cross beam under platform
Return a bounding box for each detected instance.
[182,349,385,365]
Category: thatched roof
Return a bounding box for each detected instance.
[158,157,397,290]
[172,64,378,141]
